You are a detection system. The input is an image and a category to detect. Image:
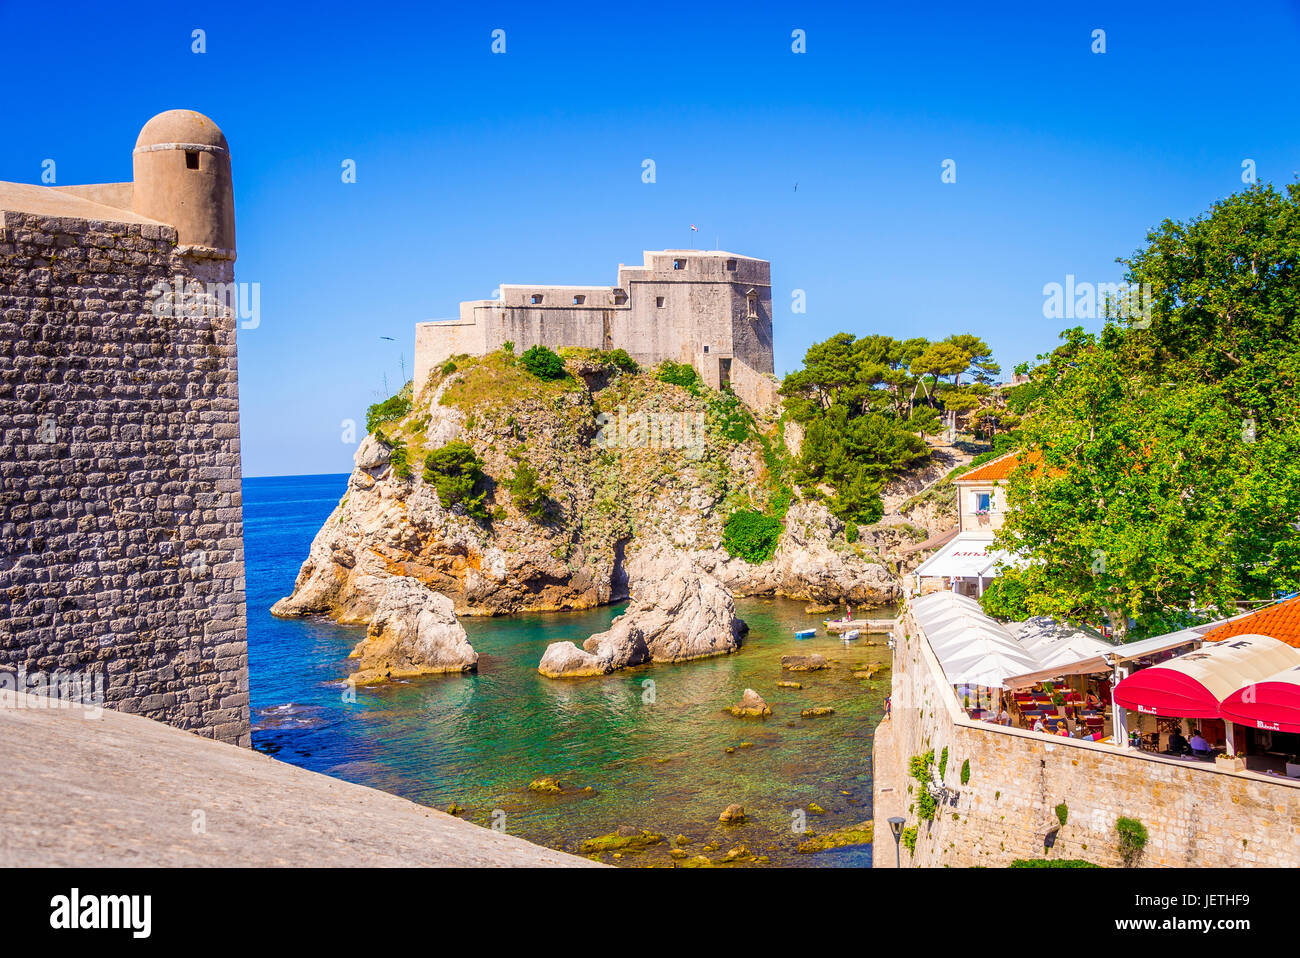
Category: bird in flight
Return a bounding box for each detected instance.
[379,336,395,341]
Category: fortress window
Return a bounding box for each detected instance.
[613,289,628,305]
[656,296,665,308]
[704,345,709,353]
[726,259,737,271]
[185,150,200,170]
[573,295,585,305]
[531,294,544,305]
[673,259,687,270]
[746,291,758,319]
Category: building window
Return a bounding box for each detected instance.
[726,259,737,271]
[573,295,585,305]
[531,294,543,305]
[974,491,991,515]
[656,296,665,308]
[613,289,627,305]
[673,259,687,270]
[746,291,758,319]
[185,151,200,170]
[703,345,709,354]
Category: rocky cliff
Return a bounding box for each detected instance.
[272,350,923,634]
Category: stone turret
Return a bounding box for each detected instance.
[132,109,236,259]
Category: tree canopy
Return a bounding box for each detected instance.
[987,183,1300,637]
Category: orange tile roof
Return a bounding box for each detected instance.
[956,451,1036,483]
[1202,595,1300,648]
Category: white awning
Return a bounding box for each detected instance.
[999,618,1228,689]
[914,534,1014,580]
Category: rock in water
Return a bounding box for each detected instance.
[726,688,772,718]
[781,653,830,672]
[347,577,478,685]
[719,804,746,824]
[539,553,746,678]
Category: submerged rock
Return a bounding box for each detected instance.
[719,803,746,824]
[346,577,477,685]
[579,828,665,854]
[801,706,836,718]
[539,553,746,678]
[726,688,772,718]
[781,653,830,672]
[796,821,874,853]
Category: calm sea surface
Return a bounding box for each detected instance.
[244,473,890,866]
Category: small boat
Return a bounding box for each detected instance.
[842,629,860,640]
[794,629,816,639]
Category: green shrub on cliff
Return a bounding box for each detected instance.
[657,360,701,395]
[367,388,412,434]
[505,461,554,521]
[520,345,566,380]
[423,442,489,519]
[722,509,783,564]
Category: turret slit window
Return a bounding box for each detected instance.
[656,296,665,308]
[673,259,687,270]
[726,259,737,271]
[185,151,200,170]
[573,295,585,305]
[531,294,543,305]
[746,290,758,319]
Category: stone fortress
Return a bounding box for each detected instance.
[0,110,249,745]
[414,249,780,410]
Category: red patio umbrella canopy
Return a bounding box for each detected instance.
[1112,669,1221,719]
[1220,680,1300,734]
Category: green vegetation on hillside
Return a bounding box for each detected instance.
[780,332,1004,525]
[722,509,784,564]
[520,345,567,380]
[367,384,412,435]
[423,441,490,520]
[987,183,1300,638]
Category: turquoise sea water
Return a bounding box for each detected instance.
[244,474,890,866]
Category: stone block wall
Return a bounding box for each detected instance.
[883,611,1300,867]
[0,210,249,746]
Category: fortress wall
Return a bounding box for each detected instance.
[486,304,610,355]
[0,210,250,746]
[880,615,1300,867]
[729,357,780,410]
[414,313,484,394]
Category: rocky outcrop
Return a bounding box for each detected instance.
[692,501,898,606]
[539,553,746,678]
[346,577,478,685]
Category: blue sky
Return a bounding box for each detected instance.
[3,0,1298,476]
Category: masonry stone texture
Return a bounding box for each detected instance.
[879,610,1300,866]
[0,110,249,746]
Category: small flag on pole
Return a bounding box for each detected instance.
[690,224,697,231]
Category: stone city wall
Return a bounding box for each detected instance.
[0,210,249,746]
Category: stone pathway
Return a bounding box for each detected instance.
[871,714,906,868]
[0,692,598,867]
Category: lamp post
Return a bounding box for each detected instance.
[887,816,906,868]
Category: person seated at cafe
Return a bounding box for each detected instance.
[1165,728,1190,755]
[1188,729,1212,757]
[997,706,1010,726]
[1057,724,1071,737]
[1084,689,1103,710]
[1032,716,1046,733]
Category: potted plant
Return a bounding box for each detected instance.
[1215,751,1247,772]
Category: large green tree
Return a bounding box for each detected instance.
[988,184,1300,637]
